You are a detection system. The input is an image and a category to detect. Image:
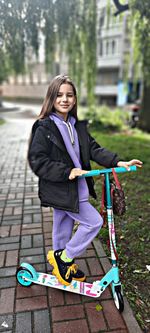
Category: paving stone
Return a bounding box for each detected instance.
[15,312,32,333]
[3,207,13,216]
[0,195,7,200]
[13,207,22,215]
[16,193,24,199]
[33,214,42,223]
[34,263,47,273]
[48,288,65,307]
[2,220,22,226]
[0,236,19,245]
[20,247,43,257]
[24,199,32,205]
[65,291,81,305]
[2,216,22,222]
[22,215,33,224]
[23,209,41,215]
[101,300,126,329]
[0,252,5,267]
[84,302,107,331]
[0,314,13,332]
[45,238,52,246]
[0,226,10,238]
[21,228,42,235]
[22,223,42,229]
[6,200,22,205]
[33,235,44,247]
[42,216,53,223]
[0,267,16,277]
[20,255,45,265]
[87,257,104,276]
[33,198,40,205]
[0,243,19,252]
[33,309,51,333]
[82,248,96,258]
[15,296,47,312]
[10,225,21,236]
[5,250,18,267]
[0,202,5,209]
[0,288,15,314]
[52,305,85,321]
[8,194,16,199]
[44,233,52,240]
[43,222,51,233]
[21,236,32,249]
[16,284,46,299]
[53,319,89,333]
[0,277,16,289]
[76,259,91,276]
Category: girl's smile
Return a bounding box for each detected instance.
[54,83,76,120]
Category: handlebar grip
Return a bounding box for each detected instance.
[114,165,137,173]
[79,165,137,178]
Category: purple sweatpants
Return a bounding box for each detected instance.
[52,201,103,259]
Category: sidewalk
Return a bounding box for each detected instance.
[0,117,143,333]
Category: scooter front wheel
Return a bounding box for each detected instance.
[113,287,124,313]
[16,267,33,287]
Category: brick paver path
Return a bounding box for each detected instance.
[0,116,137,332]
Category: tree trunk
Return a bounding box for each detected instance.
[139,84,150,132]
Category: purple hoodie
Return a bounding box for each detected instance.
[49,113,89,202]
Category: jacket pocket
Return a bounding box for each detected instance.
[39,179,69,206]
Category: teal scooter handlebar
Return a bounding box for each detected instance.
[79,165,137,178]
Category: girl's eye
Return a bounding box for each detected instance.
[57,93,74,97]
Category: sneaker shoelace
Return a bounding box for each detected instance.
[65,264,78,279]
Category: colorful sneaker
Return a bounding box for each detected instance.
[71,268,86,282]
[52,262,86,282]
[47,249,76,286]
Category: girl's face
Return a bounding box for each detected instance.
[54,83,76,120]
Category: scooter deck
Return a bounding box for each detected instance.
[29,272,101,298]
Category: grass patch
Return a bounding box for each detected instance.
[0,118,5,125]
[89,126,150,332]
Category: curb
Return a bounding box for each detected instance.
[93,239,143,333]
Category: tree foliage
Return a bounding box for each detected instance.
[0,0,97,109]
[131,0,150,86]
[130,0,150,131]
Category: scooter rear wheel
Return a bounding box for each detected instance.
[114,287,124,312]
[16,267,33,287]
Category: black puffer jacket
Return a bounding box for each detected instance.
[28,117,119,212]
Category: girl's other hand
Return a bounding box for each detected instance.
[69,168,88,180]
[117,159,143,170]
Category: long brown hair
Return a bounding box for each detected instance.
[39,74,78,120]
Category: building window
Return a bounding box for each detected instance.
[112,40,116,54]
[99,8,105,29]
[99,40,103,56]
[106,40,109,55]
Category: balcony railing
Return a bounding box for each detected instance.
[95,85,117,96]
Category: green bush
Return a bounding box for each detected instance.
[82,105,130,131]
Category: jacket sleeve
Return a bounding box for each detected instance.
[88,134,120,168]
[28,126,72,182]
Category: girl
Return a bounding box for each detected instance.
[28,74,142,286]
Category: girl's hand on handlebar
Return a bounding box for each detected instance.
[69,168,88,180]
[117,159,143,170]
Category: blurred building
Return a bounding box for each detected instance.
[96,0,130,105]
[2,0,140,105]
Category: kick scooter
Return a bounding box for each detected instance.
[16,165,137,313]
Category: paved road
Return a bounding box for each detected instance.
[0,105,142,333]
